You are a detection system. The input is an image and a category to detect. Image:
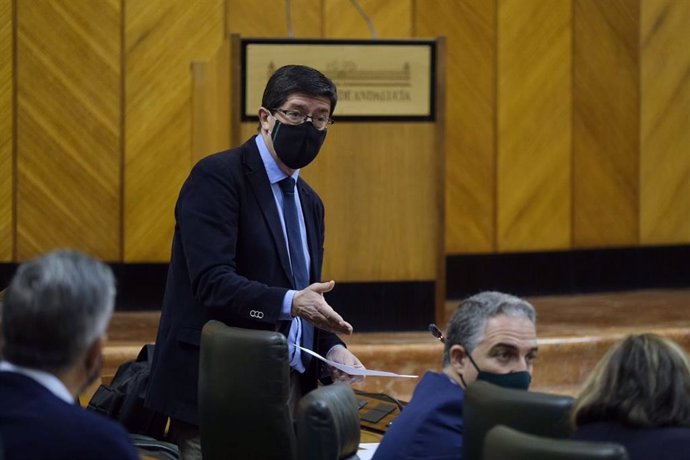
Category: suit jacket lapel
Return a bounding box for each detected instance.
[243,141,294,285]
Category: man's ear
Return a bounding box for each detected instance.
[258,107,273,134]
[450,344,468,371]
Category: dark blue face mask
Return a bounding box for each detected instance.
[462,349,531,391]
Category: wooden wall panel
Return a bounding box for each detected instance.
[124,0,224,261]
[16,0,120,261]
[416,0,497,254]
[0,0,13,261]
[573,0,639,248]
[325,0,412,38]
[239,123,439,282]
[497,0,572,252]
[224,1,322,147]
[306,123,438,281]
[640,0,690,244]
[226,0,322,38]
[9,0,690,269]
[191,39,231,164]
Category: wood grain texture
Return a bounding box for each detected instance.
[226,0,322,38]
[497,0,572,252]
[416,0,497,254]
[325,0,412,38]
[573,0,639,248]
[240,122,439,282]
[10,0,690,267]
[434,36,447,322]
[16,0,120,261]
[191,39,231,163]
[124,0,224,261]
[640,0,690,244]
[0,0,13,261]
[309,123,439,281]
[224,0,322,147]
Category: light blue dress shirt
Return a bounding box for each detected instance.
[256,136,311,372]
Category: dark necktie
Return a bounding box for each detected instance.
[278,177,309,290]
[278,177,313,368]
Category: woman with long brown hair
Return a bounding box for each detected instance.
[571,333,690,460]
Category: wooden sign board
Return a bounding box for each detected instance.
[241,39,436,121]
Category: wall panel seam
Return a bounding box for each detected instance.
[119,0,125,262]
[493,0,499,252]
[11,0,17,261]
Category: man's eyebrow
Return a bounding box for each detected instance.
[489,343,539,353]
[488,343,519,352]
[285,102,329,113]
[284,104,307,111]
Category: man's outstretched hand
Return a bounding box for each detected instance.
[291,281,353,335]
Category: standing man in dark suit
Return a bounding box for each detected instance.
[0,250,139,460]
[145,64,365,459]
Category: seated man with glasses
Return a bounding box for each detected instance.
[145,64,365,460]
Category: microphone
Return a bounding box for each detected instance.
[428,323,445,343]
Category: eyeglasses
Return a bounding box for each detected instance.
[272,109,334,131]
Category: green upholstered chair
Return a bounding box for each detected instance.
[199,320,362,460]
[483,425,629,460]
[199,320,296,460]
[464,380,575,460]
[296,383,360,460]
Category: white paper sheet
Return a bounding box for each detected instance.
[297,345,418,378]
[357,443,380,460]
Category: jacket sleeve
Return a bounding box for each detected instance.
[176,154,287,326]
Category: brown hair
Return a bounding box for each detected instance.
[572,333,690,428]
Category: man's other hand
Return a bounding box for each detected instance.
[327,345,366,384]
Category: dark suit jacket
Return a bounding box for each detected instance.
[145,137,343,425]
[373,372,464,460]
[0,371,139,460]
[573,421,690,460]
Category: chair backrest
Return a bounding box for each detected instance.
[198,320,296,460]
[483,425,629,460]
[464,380,574,460]
[296,384,361,460]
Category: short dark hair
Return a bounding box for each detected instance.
[1,250,115,374]
[261,65,338,114]
[442,291,536,366]
[572,333,690,428]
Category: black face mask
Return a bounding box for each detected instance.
[271,120,327,169]
[461,349,532,391]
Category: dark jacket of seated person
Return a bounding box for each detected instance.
[0,250,139,460]
[571,333,690,460]
[373,291,538,460]
[372,371,464,460]
[0,367,139,460]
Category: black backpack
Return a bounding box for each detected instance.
[87,344,167,440]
